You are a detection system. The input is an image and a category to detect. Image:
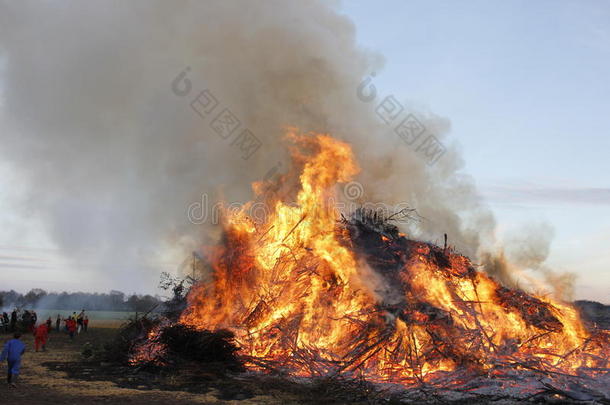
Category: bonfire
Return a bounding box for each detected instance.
[132,131,608,402]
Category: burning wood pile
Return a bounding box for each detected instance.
[130,132,608,402]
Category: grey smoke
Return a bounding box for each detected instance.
[0,1,567,296]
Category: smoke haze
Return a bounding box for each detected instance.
[0,1,568,296]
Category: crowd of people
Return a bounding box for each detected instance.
[1,309,90,388]
[0,309,89,336]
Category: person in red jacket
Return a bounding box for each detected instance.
[66,318,76,340]
[34,323,49,352]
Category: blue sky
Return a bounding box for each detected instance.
[340,0,609,301]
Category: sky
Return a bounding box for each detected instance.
[0,1,608,302]
[337,0,610,302]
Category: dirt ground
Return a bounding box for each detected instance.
[0,325,285,405]
[2,324,596,404]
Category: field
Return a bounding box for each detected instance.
[0,322,380,404]
[0,323,289,405]
[7,305,605,404]
[33,310,136,328]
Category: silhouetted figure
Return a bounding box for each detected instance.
[2,313,8,332]
[10,310,17,332]
[22,311,32,333]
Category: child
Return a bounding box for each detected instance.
[67,318,76,340]
[34,323,49,352]
[1,332,26,388]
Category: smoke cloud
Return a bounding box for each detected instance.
[0,1,566,296]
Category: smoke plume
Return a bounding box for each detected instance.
[0,1,566,295]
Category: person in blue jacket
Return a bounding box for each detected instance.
[0,332,26,388]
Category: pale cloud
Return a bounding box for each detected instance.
[481,184,610,206]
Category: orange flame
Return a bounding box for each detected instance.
[180,131,607,383]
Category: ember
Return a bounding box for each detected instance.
[136,131,609,399]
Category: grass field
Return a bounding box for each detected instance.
[33,309,136,329]
[35,309,136,319]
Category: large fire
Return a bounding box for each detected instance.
[179,131,607,385]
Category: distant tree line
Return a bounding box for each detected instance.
[0,289,163,312]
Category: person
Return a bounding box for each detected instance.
[55,314,61,332]
[1,332,26,388]
[10,310,17,332]
[22,311,32,333]
[66,318,76,340]
[83,316,89,332]
[34,323,48,352]
[46,317,52,332]
[2,313,8,333]
[76,310,85,334]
